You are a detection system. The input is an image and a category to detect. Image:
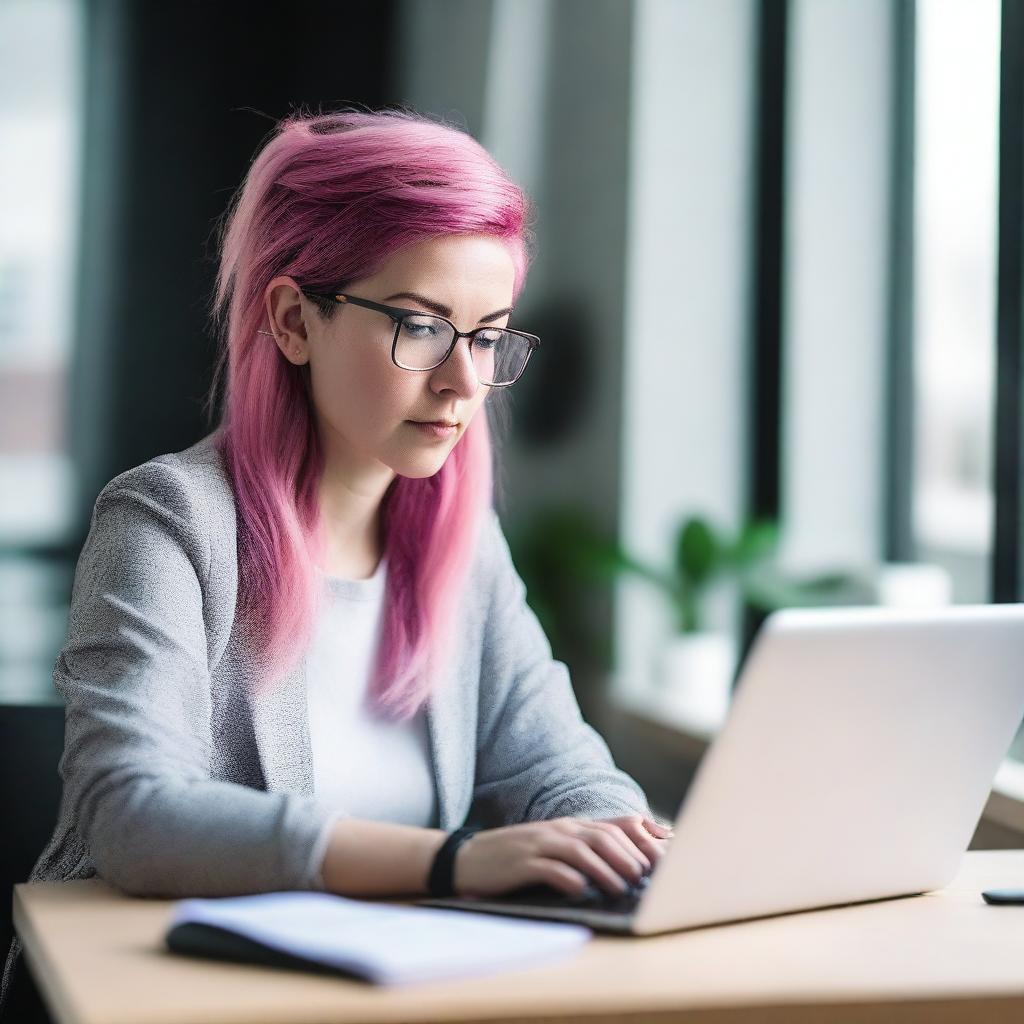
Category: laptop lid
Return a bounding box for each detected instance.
[633,603,1024,935]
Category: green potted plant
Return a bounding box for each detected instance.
[613,515,784,730]
[510,507,861,730]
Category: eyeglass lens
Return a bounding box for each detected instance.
[395,314,529,385]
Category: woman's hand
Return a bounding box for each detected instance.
[452,814,674,898]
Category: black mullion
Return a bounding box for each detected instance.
[749,0,788,523]
[992,0,1024,603]
[740,0,790,673]
[884,0,916,563]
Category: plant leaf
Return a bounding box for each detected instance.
[729,519,780,568]
[675,517,719,587]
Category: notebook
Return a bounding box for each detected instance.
[165,890,591,986]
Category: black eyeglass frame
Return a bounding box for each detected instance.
[299,288,541,387]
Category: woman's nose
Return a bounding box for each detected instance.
[432,336,481,397]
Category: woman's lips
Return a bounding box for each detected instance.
[409,421,458,439]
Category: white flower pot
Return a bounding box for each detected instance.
[657,631,737,731]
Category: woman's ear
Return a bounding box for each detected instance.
[264,276,310,365]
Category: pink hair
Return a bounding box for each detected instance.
[204,107,534,720]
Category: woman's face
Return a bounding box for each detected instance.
[266,233,516,484]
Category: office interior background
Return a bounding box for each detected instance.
[2,0,1023,967]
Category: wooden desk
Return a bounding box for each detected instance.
[14,851,1024,1024]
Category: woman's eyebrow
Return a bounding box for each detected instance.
[383,291,514,323]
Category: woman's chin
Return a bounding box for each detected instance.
[390,451,453,479]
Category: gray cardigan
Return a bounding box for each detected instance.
[3,432,651,1005]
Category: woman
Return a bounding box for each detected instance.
[2,107,670,1013]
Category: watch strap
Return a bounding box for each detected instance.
[427,826,480,897]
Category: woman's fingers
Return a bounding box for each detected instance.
[547,835,634,895]
[595,815,673,866]
[577,821,651,879]
[644,817,675,838]
[636,818,674,860]
[529,857,590,895]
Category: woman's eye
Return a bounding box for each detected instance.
[403,322,437,338]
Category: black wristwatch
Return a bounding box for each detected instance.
[427,826,481,897]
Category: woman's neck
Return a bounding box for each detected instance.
[317,478,392,581]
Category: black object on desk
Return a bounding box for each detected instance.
[981,888,1024,904]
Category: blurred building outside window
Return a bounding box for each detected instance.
[0,0,82,702]
[0,0,80,542]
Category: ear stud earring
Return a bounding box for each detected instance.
[258,329,304,361]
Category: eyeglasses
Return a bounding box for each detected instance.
[297,289,540,387]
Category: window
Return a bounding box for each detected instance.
[911,0,1001,603]
[0,0,81,546]
[0,0,81,703]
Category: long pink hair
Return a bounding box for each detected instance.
[204,107,534,720]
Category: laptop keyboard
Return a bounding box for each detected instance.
[497,872,652,915]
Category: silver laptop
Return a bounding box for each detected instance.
[417,604,1024,934]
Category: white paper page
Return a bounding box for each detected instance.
[167,891,592,986]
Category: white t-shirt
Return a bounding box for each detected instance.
[305,554,439,829]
